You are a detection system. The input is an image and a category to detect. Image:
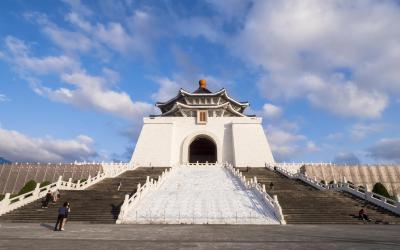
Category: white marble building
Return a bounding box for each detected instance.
[130,80,275,167]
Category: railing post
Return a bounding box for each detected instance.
[262,184,266,193]
[68,178,72,188]
[0,193,11,214]
[57,175,62,189]
[146,176,150,184]
[87,175,92,184]
[33,183,41,198]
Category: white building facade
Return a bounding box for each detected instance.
[130,80,275,167]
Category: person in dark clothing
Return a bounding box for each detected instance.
[358,209,370,221]
[269,182,274,191]
[117,181,122,191]
[54,202,70,231]
[42,191,53,208]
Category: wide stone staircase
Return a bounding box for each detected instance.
[238,167,400,224]
[0,167,168,223]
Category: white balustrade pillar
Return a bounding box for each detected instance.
[146,176,150,183]
[68,178,72,188]
[57,175,63,188]
[253,176,257,184]
[262,184,266,193]
[0,193,11,213]
[87,175,92,184]
[33,183,41,198]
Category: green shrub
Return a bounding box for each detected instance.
[0,194,4,201]
[18,180,37,195]
[329,180,335,184]
[372,182,391,198]
[320,180,326,185]
[40,181,51,187]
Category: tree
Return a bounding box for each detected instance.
[18,180,37,195]
[372,182,391,198]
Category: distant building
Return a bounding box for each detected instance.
[130,79,275,167]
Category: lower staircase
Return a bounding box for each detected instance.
[238,167,400,224]
[0,167,168,223]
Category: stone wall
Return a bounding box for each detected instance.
[0,163,103,194]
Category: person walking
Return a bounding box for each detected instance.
[42,191,53,208]
[54,202,70,231]
[117,181,122,191]
[269,182,274,191]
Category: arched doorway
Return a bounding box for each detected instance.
[189,137,217,163]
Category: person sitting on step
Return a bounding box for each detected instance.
[358,208,371,221]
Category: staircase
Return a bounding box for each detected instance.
[0,167,168,224]
[238,167,400,224]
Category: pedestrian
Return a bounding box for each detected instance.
[117,181,122,191]
[269,182,274,191]
[42,191,53,208]
[54,202,70,231]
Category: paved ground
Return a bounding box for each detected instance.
[0,223,399,249]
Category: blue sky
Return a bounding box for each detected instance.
[0,0,400,164]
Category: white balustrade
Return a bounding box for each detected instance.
[0,162,135,216]
[116,167,175,224]
[274,165,400,216]
[224,163,286,225]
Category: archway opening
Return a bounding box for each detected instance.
[189,137,217,163]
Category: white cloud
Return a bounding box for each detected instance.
[0,94,9,102]
[0,127,96,162]
[151,77,180,101]
[262,103,282,119]
[2,36,153,121]
[333,152,361,165]
[227,0,400,118]
[326,132,343,141]
[3,36,80,75]
[349,123,388,140]
[265,125,306,161]
[62,0,93,17]
[39,72,154,121]
[367,138,400,162]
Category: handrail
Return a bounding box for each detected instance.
[0,162,135,216]
[225,163,286,224]
[116,167,174,224]
[274,165,400,215]
[274,166,328,190]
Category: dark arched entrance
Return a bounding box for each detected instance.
[189,137,217,163]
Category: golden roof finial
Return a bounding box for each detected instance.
[199,79,206,89]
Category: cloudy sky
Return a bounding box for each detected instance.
[0,0,400,163]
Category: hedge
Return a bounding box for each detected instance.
[372,182,391,198]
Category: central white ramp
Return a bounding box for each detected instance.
[124,167,279,224]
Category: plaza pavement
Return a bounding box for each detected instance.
[0,223,399,249]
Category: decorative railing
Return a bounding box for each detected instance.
[102,162,134,178]
[116,167,174,224]
[329,182,400,215]
[225,163,286,224]
[185,162,220,167]
[0,162,135,216]
[274,166,328,191]
[274,165,400,216]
